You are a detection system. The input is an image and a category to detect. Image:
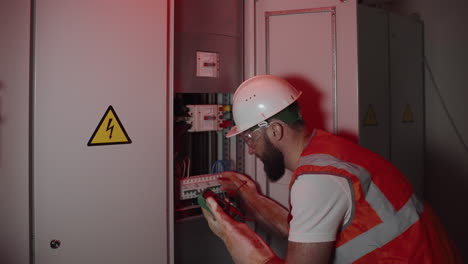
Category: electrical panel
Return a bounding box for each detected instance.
[173,94,239,263]
[173,94,236,222]
[173,4,244,262]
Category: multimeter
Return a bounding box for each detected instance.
[197,189,253,222]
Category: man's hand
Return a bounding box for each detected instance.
[219,171,259,200]
[202,196,281,264]
[201,195,233,240]
[219,171,290,238]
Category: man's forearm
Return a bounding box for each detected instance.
[240,191,289,238]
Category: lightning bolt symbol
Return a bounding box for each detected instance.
[106,118,114,139]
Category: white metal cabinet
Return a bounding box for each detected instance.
[252,0,359,207]
[246,0,359,256]
[245,0,424,257]
[389,13,424,197]
[33,1,169,263]
[248,0,425,212]
[255,0,359,139]
[358,6,424,196]
[358,6,391,160]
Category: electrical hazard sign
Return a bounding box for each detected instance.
[363,104,378,126]
[87,105,132,146]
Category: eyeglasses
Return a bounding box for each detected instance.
[240,121,271,149]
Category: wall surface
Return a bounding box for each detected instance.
[0,0,31,263]
[388,0,468,260]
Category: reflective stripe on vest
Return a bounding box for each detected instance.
[297,154,424,263]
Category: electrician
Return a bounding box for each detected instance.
[201,75,460,264]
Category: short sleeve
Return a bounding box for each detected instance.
[288,174,352,243]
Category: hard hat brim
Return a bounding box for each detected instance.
[226,125,243,138]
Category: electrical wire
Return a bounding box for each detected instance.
[424,56,468,154]
[181,157,191,178]
[211,160,229,174]
[186,158,191,177]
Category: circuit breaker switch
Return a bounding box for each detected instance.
[219,120,232,128]
[178,173,224,200]
[203,116,217,121]
[187,104,228,132]
[196,51,220,78]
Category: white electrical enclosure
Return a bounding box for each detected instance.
[246,0,359,257]
[389,13,424,197]
[358,6,391,160]
[33,1,169,263]
[244,2,424,257]
[253,0,359,206]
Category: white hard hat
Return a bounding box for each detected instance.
[226,75,302,137]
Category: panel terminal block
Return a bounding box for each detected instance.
[186,104,231,132]
[178,173,223,200]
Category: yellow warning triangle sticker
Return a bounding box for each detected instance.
[402,104,415,123]
[364,104,378,126]
[87,106,132,146]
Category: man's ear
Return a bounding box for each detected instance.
[268,122,284,141]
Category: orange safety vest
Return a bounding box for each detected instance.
[289,129,460,263]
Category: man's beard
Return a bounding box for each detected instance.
[260,136,286,182]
